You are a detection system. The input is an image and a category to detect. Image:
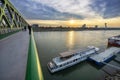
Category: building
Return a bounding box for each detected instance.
[32,24,39,28]
[82,24,86,28]
[95,25,98,28]
[105,23,107,28]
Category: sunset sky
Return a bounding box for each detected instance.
[10,0,120,27]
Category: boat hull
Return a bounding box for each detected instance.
[108,35,120,47]
[108,42,120,47]
[48,57,86,73]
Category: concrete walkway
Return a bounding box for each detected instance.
[0,31,29,80]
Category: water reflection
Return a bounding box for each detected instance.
[67,31,75,50]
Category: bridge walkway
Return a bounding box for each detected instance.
[0,31,29,80]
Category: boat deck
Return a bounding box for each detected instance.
[109,35,120,40]
[53,55,81,66]
[52,47,98,66]
[89,47,120,63]
[59,47,94,58]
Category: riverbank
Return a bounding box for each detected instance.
[33,27,120,32]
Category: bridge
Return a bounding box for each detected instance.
[0,0,44,80]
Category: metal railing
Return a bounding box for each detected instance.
[0,0,28,35]
[26,30,44,80]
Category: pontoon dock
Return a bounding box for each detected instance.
[89,47,120,65]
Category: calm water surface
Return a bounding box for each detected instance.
[34,30,120,80]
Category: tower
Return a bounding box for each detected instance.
[105,23,107,28]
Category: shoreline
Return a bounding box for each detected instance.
[32,27,120,32]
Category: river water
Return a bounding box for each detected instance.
[34,30,120,80]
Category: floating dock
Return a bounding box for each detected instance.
[89,47,120,65]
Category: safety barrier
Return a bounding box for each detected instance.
[25,30,44,80]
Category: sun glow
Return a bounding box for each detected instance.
[27,17,120,27]
[69,19,75,24]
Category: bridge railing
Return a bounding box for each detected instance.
[26,30,44,80]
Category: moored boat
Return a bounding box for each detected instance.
[108,35,120,47]
[47,46,99,73]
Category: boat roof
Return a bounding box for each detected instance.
[53,47,97,66]
[90,47,120,62]
[59,50,78,58]
[53,55,81,66]
[59,47,95,58]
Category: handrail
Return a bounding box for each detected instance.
[25,30,44,80]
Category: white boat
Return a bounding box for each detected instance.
[47,46,99,73]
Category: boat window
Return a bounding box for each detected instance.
[60,65,62,67]
[51,67,54,69]
[63,63,66,66]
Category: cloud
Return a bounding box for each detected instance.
[103,0,120,18]
[9,0,120,20]
[10,0,84,20]
[91,0,120,19]
[31,0,99,18]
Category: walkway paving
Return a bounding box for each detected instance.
[0,31,29,80]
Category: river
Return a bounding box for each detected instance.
[34,30,120,80]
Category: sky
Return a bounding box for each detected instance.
[10,0,120,27]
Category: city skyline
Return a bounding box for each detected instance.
[10,0,120,27]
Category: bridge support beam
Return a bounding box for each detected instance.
[0,0,28,35]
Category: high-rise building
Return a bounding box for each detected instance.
[95,25,98,28]
[105,23,107,28]
[32,24,39,28]
[82,24,86,28]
